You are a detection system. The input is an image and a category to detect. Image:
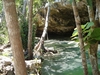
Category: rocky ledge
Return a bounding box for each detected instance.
[35,1,89,36]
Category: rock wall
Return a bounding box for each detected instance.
[35,1,89,37]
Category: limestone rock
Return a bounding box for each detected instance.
[35,1,89,36]
[0,57,12,66]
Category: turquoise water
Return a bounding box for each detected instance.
[41,40,99,75]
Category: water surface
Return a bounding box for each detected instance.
[41,40,83,75]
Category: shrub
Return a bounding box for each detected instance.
[20,16,36,50]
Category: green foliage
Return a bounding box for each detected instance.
[71,22,94,42]
[0,21,8,44]
[33,0,47,9]
[0,1,8,44]
[72,21,100,50]
[20,16,36,50]
[33,0,52,14]
[16,0,23,8]
[15,0,38,50]
[90,28,100,41]
[71,22,100,49]
[86,0,93,8]
[34,0,42,8]
[71,28,78,38]
[20,16,28,50]
[32,23,37,49]
[72,22,100,49]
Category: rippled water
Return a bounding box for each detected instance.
[40,40,100,75]
[40,40,85,75]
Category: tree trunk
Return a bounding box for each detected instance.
[22,0,27,16]
[27,0,33,59]
[3,0,27,75]
[34,2,50,58]
[89,42,99,75]
[72,0,88,75]
[95,0,100,25]
[86,0,99,75]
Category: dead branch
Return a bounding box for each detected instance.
[33,2,50,58]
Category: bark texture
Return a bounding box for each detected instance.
[87,0,99,75]
[3,0,27,75]
[72,0,88,75]
[89,42,99,75]
[28,0,33,59]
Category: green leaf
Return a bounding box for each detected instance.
[83,29,93,42]
[83,30,90,34]
[87,29,92,36]
[82,22,93,32]
[71,28,78,37]
[81,25,86,29]
[85,22,94,29]
[71,37,79,42]
[91,28,100,40]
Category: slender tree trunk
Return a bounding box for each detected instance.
[3,0,27,75]
[34,2,50,58]
[88,42,99,75]
[28,0,33,59]
[22,0,27,16]
[87,0,99,75]
[95,0,100,25]
[72,0,88,75]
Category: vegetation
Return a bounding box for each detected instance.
[0,0,100,75]
[3,0,27,75]
[72,0,100,75]
[0,1,8,44]
[72,0,88,75]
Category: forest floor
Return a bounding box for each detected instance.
[0,42,41,75]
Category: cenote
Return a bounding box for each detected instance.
[40,40,100,75]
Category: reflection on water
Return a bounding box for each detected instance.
[41,40,84,75]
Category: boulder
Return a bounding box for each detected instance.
[35,1,89,36]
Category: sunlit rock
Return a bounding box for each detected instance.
[35,1,89,36]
